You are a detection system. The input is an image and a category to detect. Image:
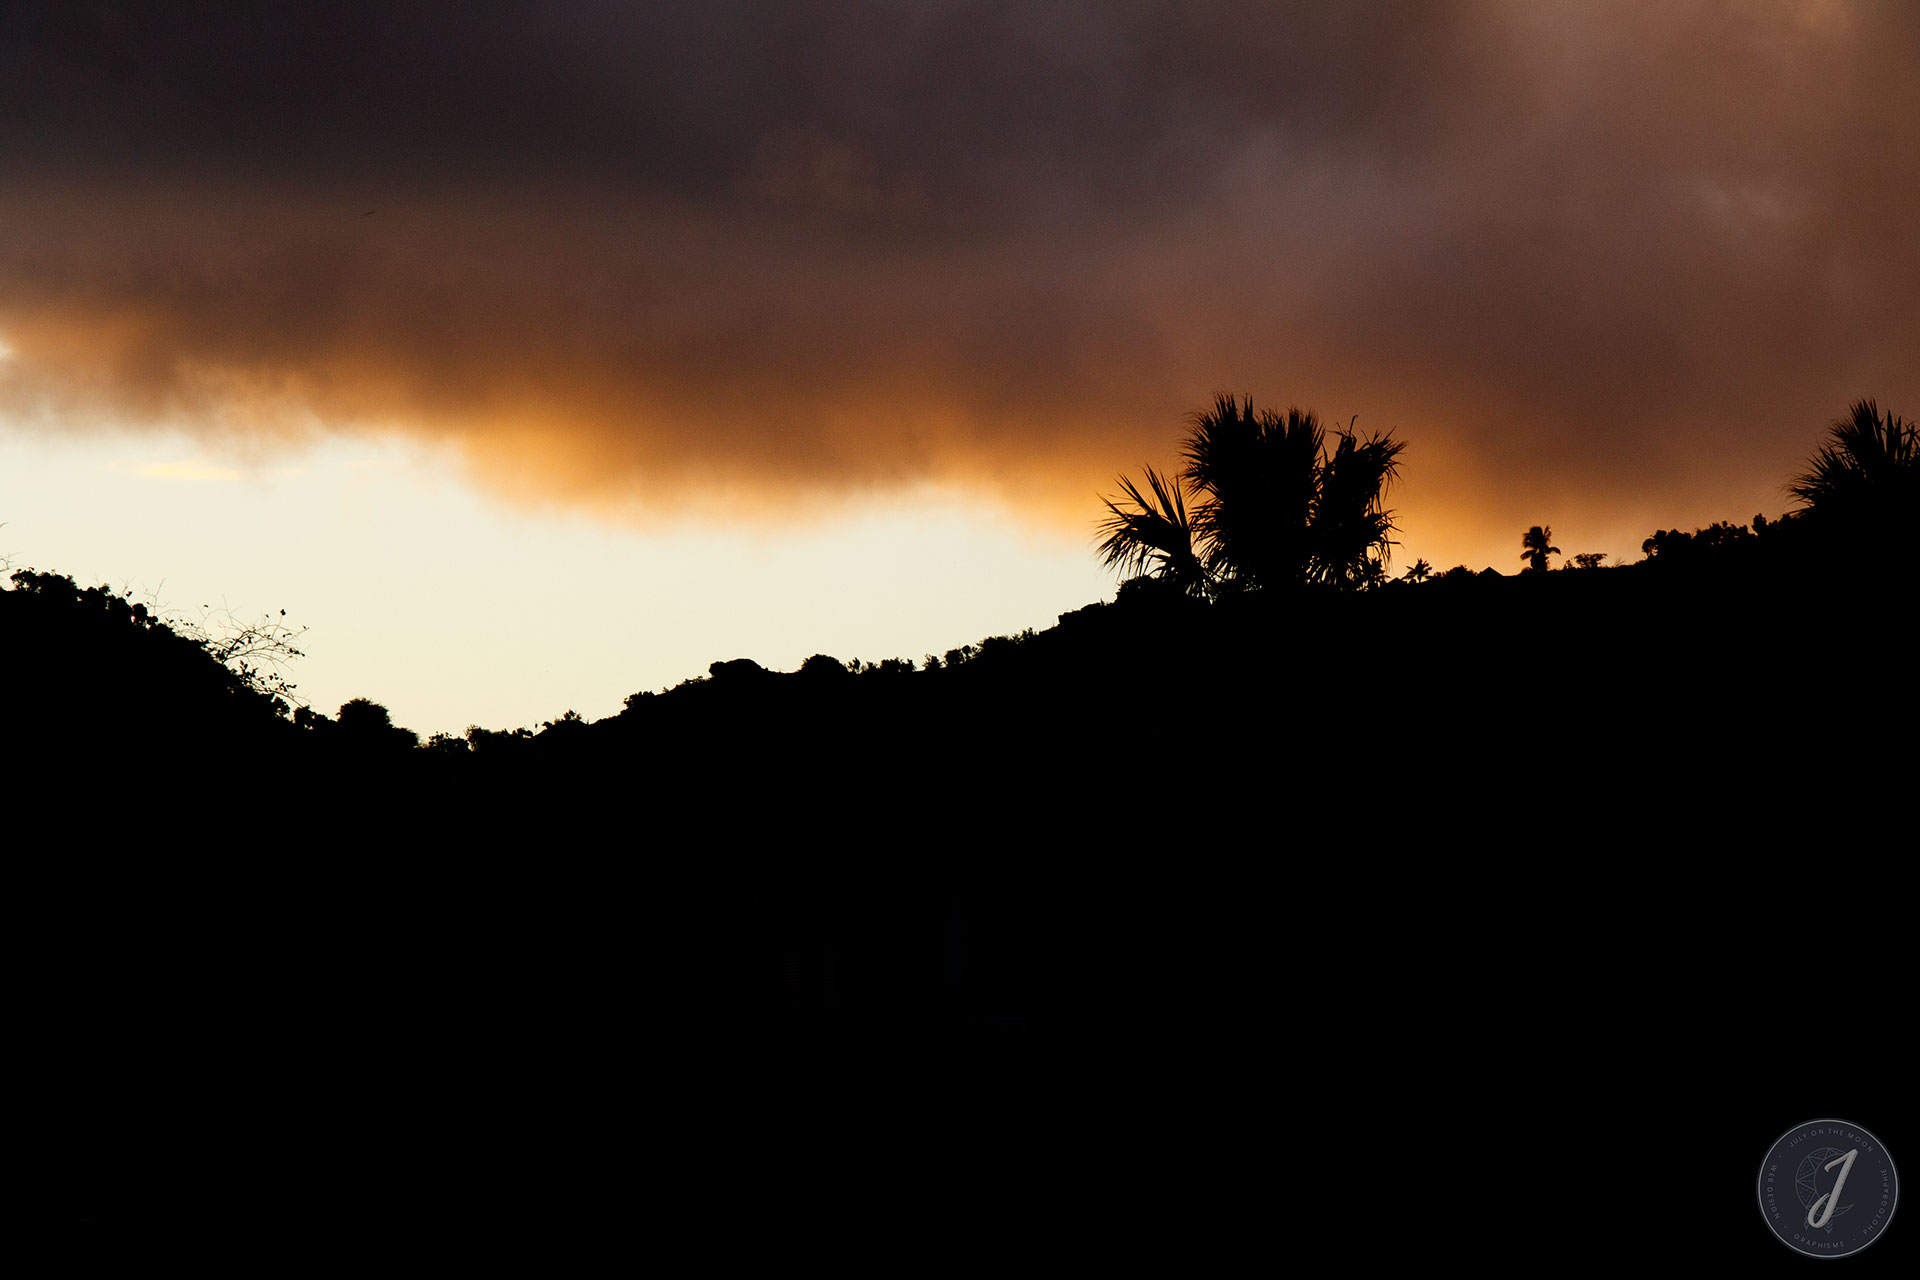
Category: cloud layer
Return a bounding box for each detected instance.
[3,1,1915,552]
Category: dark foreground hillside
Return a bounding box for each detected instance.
[13,554,1913,1260]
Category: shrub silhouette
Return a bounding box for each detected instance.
[334,697,420,752]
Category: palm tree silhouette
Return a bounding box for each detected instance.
[1520,525,1559,572]
[1787,399,1917,548]
[1098,395,1404,598]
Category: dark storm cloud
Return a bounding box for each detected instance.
[1,1,1914,548]
[0,1,1502,204]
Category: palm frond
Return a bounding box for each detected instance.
[1311,426,1405,586]
[1790,399,1918,511]
[1096,465,1208,595]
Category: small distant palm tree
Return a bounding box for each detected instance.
[1402,558,1432,584]
[1520,525,1559,573]
[1787,399,1917,548]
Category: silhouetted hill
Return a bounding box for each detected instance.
[4,569,296,763]
[14,538,1914,1254]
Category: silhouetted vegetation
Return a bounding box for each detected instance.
[1787,397,1917,555]
[11,396,1914,1090]
[3,567,299,755]
[1520,524,1559,572]
[1097,394,1405,599]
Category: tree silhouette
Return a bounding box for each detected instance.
[1520,525,1559,573]
[1098,395,1404,598]
[1787,399,1916,552]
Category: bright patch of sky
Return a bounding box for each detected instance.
[1,427,1116,738]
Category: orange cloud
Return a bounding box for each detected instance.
[0,2,1914,573]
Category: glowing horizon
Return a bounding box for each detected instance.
[3,2,1914,735]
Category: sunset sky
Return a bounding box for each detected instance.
[3,1,1915,737]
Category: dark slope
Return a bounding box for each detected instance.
[14,548,1912,1258]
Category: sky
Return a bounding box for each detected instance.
[3,1,1916,736]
